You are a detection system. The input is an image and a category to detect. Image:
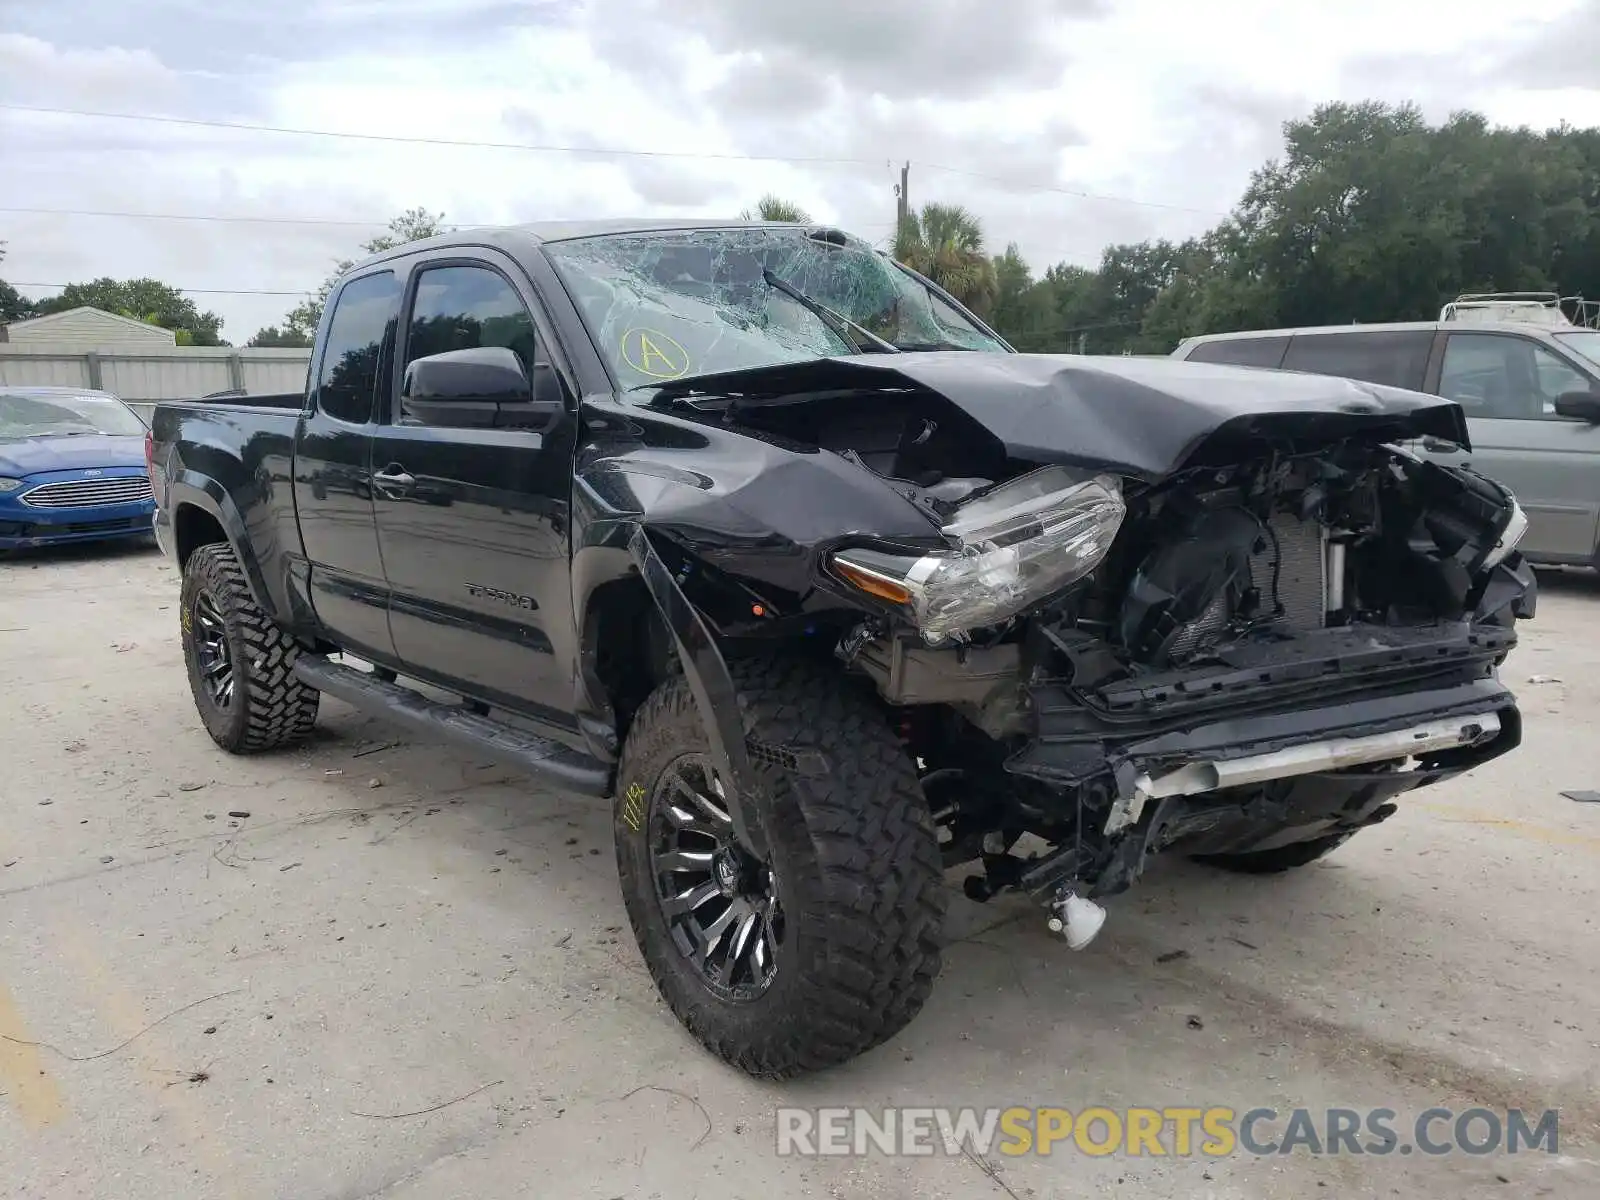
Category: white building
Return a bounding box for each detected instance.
[0,306,178,348]
[0,307,312,421]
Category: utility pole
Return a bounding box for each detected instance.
[895,161,910,231]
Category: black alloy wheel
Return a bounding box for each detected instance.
[191,589,235,709]
[647,754,782,1000]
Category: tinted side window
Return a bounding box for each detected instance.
[1184,336,1290,368]
[1440,333,1594,420]
[316,271,401,424]
[405,265,539,374]
[1280,331,1433,390]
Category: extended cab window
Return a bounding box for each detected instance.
[1440,333,1593,420]
[1280,331,1433,390]
[1184,336,1289,368]
[317,271,401,424]
[404,265,539,376]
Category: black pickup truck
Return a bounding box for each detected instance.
[149,219,1535,1078]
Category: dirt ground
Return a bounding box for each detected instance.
[3,541,1599,1199]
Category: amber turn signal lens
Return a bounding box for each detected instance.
[832,559,914,605]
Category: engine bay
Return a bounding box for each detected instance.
[681,384,1523,664]
[1090,442,1525,670]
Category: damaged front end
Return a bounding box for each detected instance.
[821,418,1533,944]
[598,348,1534,948]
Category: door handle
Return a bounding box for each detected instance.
[1421,436,1460,453]
[373,465,415,487]
[372,465,415,493]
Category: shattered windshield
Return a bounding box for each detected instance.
[543,226,1009,391]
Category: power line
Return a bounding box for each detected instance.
[15,282,307,297]
[1,102,1223,216]
[0,102,885,168]
[0,205,899,231]
[0,205,391,229]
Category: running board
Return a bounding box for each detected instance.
[292,656,611,796]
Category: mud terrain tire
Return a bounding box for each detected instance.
[180,543,319,753]
[614,657,946,1079]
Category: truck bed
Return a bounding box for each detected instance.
[177,390,306,410]
[148,397,305,602]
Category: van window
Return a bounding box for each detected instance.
[1440,333,1594,420]
[1183,336,1289,368]
[1280,331,1433,390]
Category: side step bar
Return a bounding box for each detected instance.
[292,656,611,796]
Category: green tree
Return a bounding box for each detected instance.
[893,202,999,314]
[1148,101,1600,344]
[1078,102,1600,352]
[246,325,314,348]
[0,279,30,323]
[740,195,812,222]
[34,277,225,344]
[0,242,34,322]
[283,207,450,341]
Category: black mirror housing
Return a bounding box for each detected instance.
[401,347,563,429]
[1554,389,1600,423]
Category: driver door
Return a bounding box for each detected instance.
[368,253,581,724]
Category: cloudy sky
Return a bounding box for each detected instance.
[3,0,1599,341]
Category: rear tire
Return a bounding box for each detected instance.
[614,657,946,1079]
[180,543,319,753]
[1192,831,1353,875]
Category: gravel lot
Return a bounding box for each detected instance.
[3,542,1599,1199]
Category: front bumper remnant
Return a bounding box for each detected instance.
[1110,709,1502,834]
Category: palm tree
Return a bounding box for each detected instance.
[893,202,998,314]
[741,194,812,223]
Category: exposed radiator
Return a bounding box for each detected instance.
[1253,512,1327,630]
[1167,512,1326,657]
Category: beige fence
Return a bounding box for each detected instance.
[0,345,313,422]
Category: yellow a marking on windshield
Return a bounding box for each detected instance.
[622,328,690,379]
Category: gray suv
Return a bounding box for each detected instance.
[1172,303,1600,567]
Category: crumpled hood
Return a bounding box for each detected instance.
[649,352,1470,480]
[0,434,146,478]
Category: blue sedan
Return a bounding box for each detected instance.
[0,386,157,553]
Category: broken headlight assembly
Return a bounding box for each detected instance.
[1480,496,1528,571]
[829,468,1127,642]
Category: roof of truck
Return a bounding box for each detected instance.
[513,218,815,243]
[348,218,861,271]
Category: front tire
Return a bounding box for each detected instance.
[614,657,946,1079]
[180,543,319,753]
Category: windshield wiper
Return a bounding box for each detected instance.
[762,269,900,354]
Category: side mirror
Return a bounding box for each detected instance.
[400,347,563,429]
[1554,389,1600,423]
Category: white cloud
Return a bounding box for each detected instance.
[1,0,1596,340]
